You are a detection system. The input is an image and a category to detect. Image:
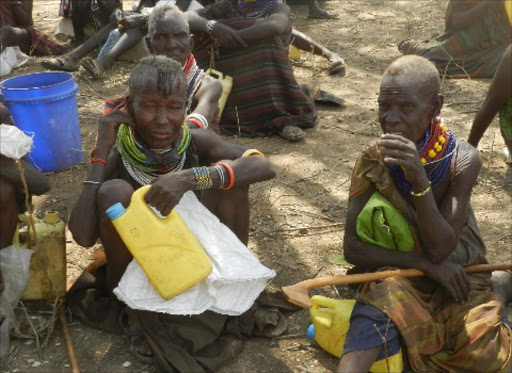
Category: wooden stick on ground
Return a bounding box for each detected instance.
[59,305,80,373]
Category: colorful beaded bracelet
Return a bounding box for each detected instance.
[410,181,431,197]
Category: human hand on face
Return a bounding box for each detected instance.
[377,133,427,187]
[144,171,192,216]
[210,23,247,49]
[423,261,471,303]
[96,109,136,154]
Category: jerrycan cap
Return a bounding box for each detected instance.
[307,324,315,339]
[44,211,60,224]
[106,202,126,221]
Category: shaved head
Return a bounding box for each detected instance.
[383,55,440,97]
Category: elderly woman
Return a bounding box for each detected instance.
[338,55,511,372]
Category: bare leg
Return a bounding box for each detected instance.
[308,0,337,19]
[84,28,146,78]
[202,186,250,245]
[96,179,135,295]
[0,179,18,249]
[291,28,345,76]
[468,45,511,148]
[0,26,31,54]
[337,346,382,373]
[41,23,116,70]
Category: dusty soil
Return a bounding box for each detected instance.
[2,1,511,372]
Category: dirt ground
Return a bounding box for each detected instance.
[2,1,511,372]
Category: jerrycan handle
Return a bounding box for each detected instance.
[105,185,173,222]
[310,295,337,310]
[207,68,223,80]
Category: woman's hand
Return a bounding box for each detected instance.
[95,109,135,155]
[377,134,427,187]
[143,171,193,216]
[424,261,471,303]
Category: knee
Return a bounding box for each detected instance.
[97,179,134,213]
[0,26,16,42]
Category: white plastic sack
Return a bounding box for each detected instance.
[0,245,34,357]
[114,191,276,316]
[0,124,33,159]
[0,47,16,77]
[0,47,32,77]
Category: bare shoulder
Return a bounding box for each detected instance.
[452,140,481,179]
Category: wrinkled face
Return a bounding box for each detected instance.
[128,72,187,149]
[378,73,441,144]
[149,14,191,66]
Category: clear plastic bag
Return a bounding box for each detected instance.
[0,245,33,357]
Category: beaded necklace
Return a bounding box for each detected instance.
[116,123,191,185]
[183,53,205,114]
[389,117,458,194]
[237,0,277,19]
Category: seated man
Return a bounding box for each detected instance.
[187,0,319,141]
[338,55,511,372]
[0,103,50,288]
[68,55,281,369]
[0,0,63,56]
[103,6,222,134]
[468,44,512,164]
[398,0,511,79]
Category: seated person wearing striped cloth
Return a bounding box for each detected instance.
[338,55,511,373]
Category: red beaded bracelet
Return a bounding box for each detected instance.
[90,158,107,166]
[185,118,204,129]
[217,162,235,190]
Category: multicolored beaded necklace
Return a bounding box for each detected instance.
[183,53,205,115]
[389,116,458,194]
[116,123,191,185]
[237,0,277,19]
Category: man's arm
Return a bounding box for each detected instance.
[468,45,512,147]
[190,75,222,133]
[186,3,290,48]
[0,156,50,196]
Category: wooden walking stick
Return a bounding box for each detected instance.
[282,263,512,308]
[59,305,80,373]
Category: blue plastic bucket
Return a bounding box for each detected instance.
[0,72,83,172]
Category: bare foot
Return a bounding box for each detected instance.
[328,54,346,76]
[308,0,338,19]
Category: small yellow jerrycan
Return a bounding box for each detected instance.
[105,185,213,300]
[288,45,301,61]
[18,211,67,301]
[205,68,233,120]
[308,295,404,373]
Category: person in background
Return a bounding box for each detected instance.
[468,45,512,164]
[0,0,63,56]
[398,0,511,78]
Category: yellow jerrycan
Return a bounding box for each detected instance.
[205,68,233,120]
[105,185,213,300]
[17,211,67,301]
[506,0,512,25]
[308,295,404,373]
[288,45,301,61]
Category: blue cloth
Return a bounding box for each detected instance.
[343,301,406,364]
